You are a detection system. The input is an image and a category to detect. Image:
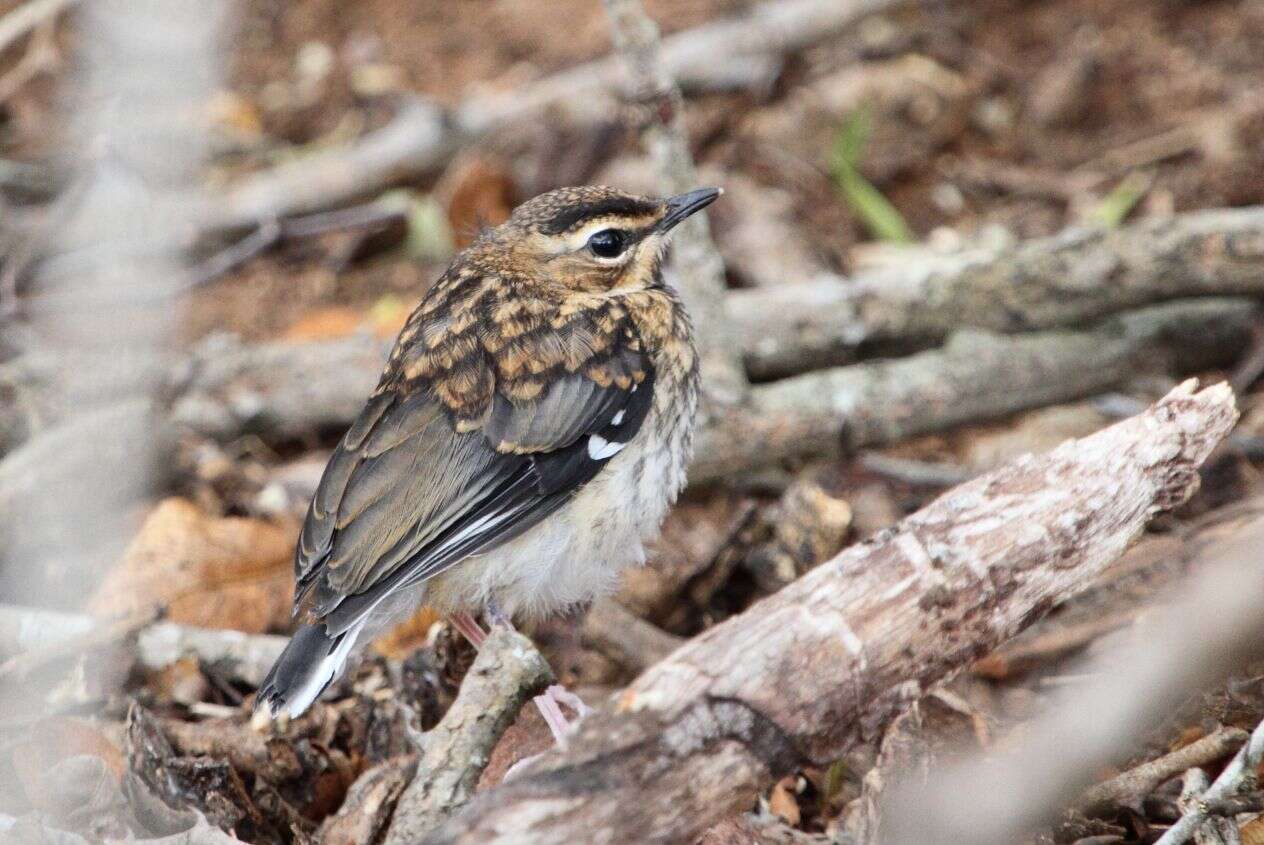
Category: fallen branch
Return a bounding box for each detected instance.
[1175,769,1238,845]
[383,627,552,844]
[749,298,1252,455]
[422,380,1237,844]
[732,205,1264,379]
[159,298,1252,486]
[882,511,1264,844]
[206,0,905,229]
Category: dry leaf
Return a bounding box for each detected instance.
[769,776,801,827]
[88,498,296,633]
[1241,815,1264,845]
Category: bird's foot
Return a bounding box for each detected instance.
[448,610,487,648]
[532,683,592,749]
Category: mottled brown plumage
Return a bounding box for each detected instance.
[256,185,717,721]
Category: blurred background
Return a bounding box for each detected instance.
[2,0,1264,842]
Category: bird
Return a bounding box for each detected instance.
[253,184,718,740]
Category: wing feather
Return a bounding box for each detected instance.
[292,290,655,635]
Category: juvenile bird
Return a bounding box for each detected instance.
[254,184,717,738]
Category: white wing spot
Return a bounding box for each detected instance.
[611,409,626,426]
[588,434,625,460]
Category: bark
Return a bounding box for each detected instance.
[734,205,1264,379]
[383,627,553,845]
[205,0,905,229]
[422,380,1237,844]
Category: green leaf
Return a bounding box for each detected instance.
[830,110,914,244]
[1083,171,1152,229]
[832,108,872,173]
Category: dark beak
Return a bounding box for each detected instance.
[658,187,722,232]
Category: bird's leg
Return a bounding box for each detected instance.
[448,610,487,648]
[482,599,590,748]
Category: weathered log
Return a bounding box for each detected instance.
[422,380,1236,844]
[882,514,1264,845]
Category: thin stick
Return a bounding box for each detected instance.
[1156,718,1264,845]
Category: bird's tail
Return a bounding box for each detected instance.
[252,621,361,725]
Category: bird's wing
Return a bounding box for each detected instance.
[292,293,653,635]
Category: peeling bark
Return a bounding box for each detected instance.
[423,381,1237,844]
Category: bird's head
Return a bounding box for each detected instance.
[473,185,721,293]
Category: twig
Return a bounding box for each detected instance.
[603,0,746,404]
[1157,718,1264,845]
[182,218,282,291]
[383,626,553,844]
[859,453,975,488]
[1073,728,1249,817]
[424,381,1237,844]
[1176,769,1239,845]
[182,199,408,292]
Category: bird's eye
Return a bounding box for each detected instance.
[587,229,627,259]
